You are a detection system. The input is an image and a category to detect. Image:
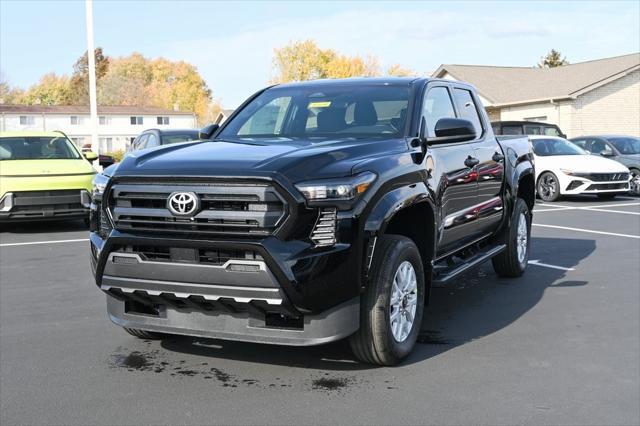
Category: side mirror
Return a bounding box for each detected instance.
[84,151,98,161]
[600,149,614,157]
[426,118,477,145]
[199,123,219,140]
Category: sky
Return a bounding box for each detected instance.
[1,0,639,108]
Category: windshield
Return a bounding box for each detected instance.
[608,137,640,155]
[218,84,410,142]
[161,134,198,145]
[532,138,587,156]
[0,136,81,160]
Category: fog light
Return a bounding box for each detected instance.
[311,208,337,246]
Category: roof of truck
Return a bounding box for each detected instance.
[0,130,67,138]
[274,77,424,88]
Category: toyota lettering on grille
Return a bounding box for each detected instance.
[167,192,200,216]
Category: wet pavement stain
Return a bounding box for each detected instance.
[110,351,155,371]
[311,376,351,392]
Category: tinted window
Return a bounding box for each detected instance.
[452,88,483,136]
[219,85,410,141]
[544,126,561,136]
[589,139,609,154]
[501,125,523,135]
[570,139,588,149]
[523,125,542,135]
[161,134,198,145]
[423,87,456,137]
[532,138,586,156]
[146,133,159,148]
[0,136,81,160]
[608,137,640,155]
[134,134,149,150]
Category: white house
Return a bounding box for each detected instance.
[0,105,197,152]
[432,53,640,138]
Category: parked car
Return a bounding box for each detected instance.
[90,77,535,366]
[568,135,640,180]
[492,120,567,138]
[127,128,201,153]
[531,136,630,201]
[0,131,96,222]
[81,143,116,169]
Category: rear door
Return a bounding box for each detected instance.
[422,84,479,256]
[451,85,505,236]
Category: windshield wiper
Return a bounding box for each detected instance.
[208,138,267,147]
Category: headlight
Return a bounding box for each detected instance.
[295,172,377,202]
[92,173,110,199]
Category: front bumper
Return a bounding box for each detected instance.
[560,178,629,195]
[0,190,91,221]
[90,221,363,345]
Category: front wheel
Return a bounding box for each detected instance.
[492,198,531,277]
[537,172,561,202]
[350,235,425,366]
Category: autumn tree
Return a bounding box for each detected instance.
[69,47,110,104]
[19,73,72,105]
[538,49,569,68]
[386,64,414,77]
[272,40,399,82]
[0,73,23,104]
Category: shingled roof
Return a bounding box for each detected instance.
[432,53,640,106]
[0,104,195,115]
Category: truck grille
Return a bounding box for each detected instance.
[107,181,287,237]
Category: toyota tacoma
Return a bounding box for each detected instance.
[90,78,535,365]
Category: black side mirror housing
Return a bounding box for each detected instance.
[426,118,477,145]
[199,123,219,140]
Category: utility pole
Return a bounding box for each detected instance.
[85,0,100,170]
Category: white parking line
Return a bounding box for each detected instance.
[528,259,575,271]
[535,202,640,215]
[533,223,640,239]
[0,238,89,247]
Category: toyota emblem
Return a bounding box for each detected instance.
[167,192,199,216]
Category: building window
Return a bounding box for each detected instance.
[70,116,85,125]
[130,116,143,125]
[19,116,35,125]
[157,116,170,125]
[99,116,111,125]
[70,137,85,148]
[99,137,113,153]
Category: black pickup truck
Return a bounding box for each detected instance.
[90,78,535,365]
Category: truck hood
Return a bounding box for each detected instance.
[0,159,96,177]
[114,138,407,182]
[535,154,630,173]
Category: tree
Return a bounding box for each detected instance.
[272,40,386,82]
[271,40,336,83]
[69,47,110,104]
[0,73,23,104]
[386,64,414,77]
[19,73,72,105]
[538,49,569,68]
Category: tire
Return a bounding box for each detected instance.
[123,327,167,340]
[349,235,425,366]
[492,198,531,278]
[630,168,640,196]
[597,193,617,200]
[537,172,561,202]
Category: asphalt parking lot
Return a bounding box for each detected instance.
[1,196,639,426]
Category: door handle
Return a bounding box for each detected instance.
[464,156,480,168]
[492,152,505,162]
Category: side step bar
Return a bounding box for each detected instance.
[432,244,506,286]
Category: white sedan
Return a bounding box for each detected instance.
[531,136,630,202]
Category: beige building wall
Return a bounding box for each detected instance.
[566,69,640,137]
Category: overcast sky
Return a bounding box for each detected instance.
[1,0,639,108]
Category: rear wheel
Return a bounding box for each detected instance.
[537,172,561,202]
[123,327,168,340]
[350,235,425,366]
[492,198,531,277]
